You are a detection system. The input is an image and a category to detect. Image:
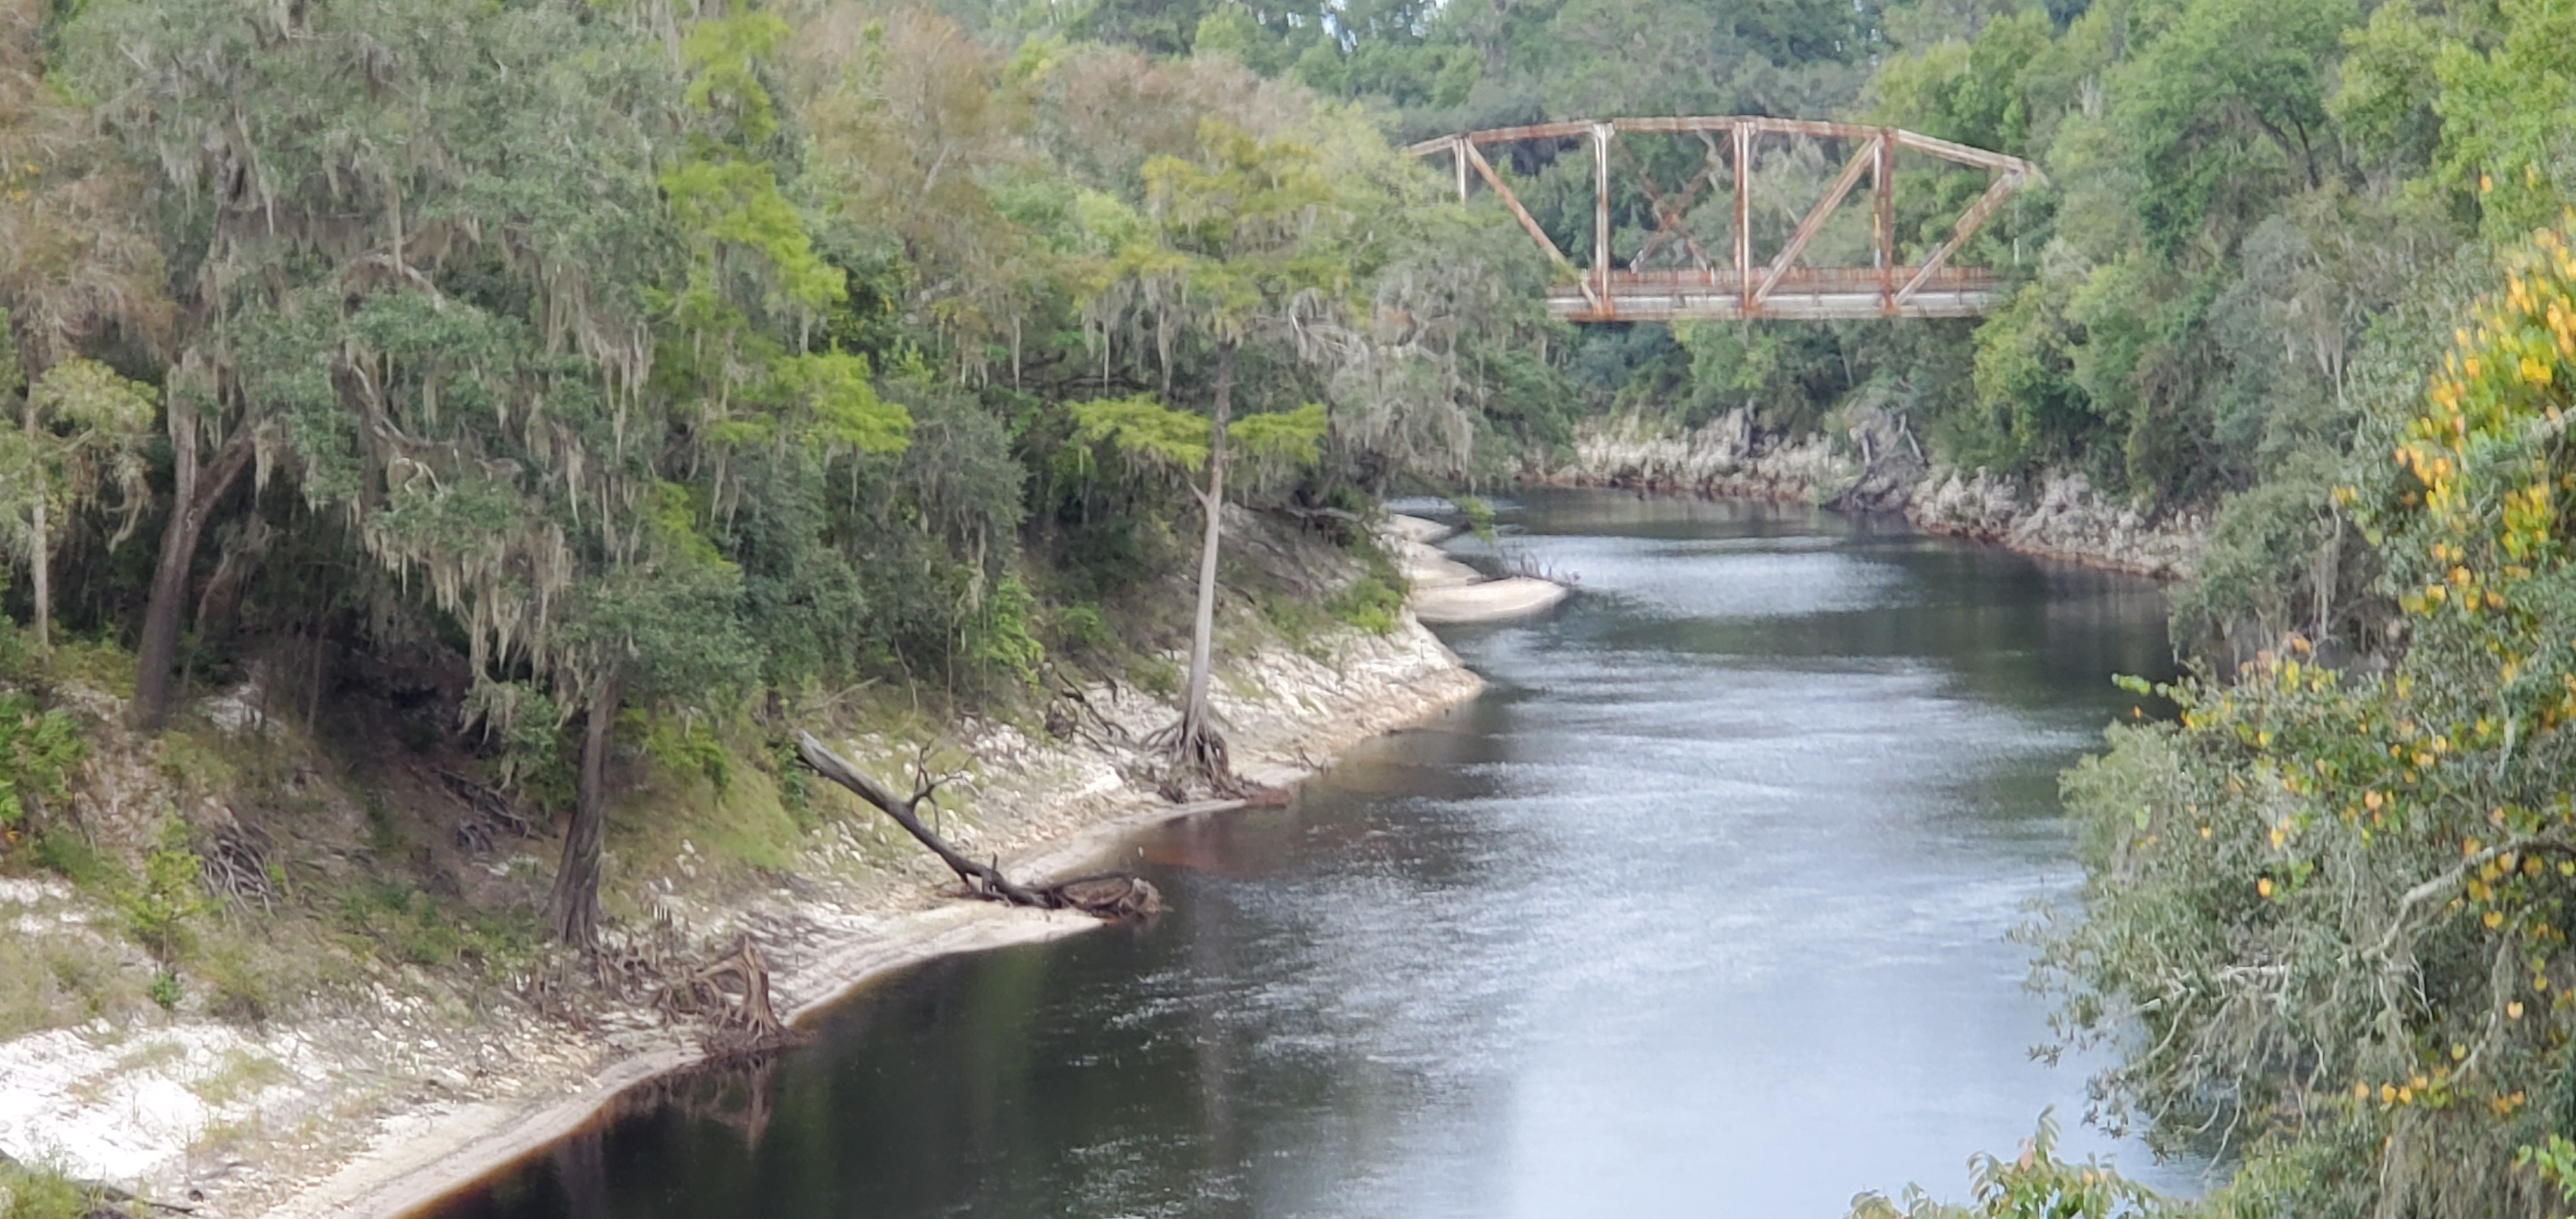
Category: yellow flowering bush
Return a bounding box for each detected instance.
[2047,220,2576,1217]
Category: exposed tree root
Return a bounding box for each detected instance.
[655,936,801,1054]
[1144,718,1293,806]
[1036,871,1166,919]
[794,732,1162,919]
[438,767,533,855]
[1144,717,1247,799]
[195,824,274,916]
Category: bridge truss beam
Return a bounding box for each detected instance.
[1402,117,2042,323]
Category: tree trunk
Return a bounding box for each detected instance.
[27,402,47,652]
[548,671,622,949]
[132,404,257,732]
[1178,341,1234,758]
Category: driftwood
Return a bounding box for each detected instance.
[654,936,799,1054]
[793,732,1162,919]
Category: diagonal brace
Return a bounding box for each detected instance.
[1896,171,2023,305]
[1460,140,1600,311]
[1754,135,1880,305]
[1614,140,1719,271]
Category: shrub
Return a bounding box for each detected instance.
[0,693,82,833]
[1053,601,1116,657]
[119,833,205,963]
[1328,575,1404,634]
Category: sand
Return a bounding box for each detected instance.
[1384,514,1572,624]
[248,631,1483,1219]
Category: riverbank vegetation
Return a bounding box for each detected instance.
[0,0,1556,972]
[8,0,2576,1213]
[2034,228,2576,1216]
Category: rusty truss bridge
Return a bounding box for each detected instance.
[1403,117,2043,323]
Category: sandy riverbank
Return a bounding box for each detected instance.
[264,620,1482,1219]
[0,609,1482,1219]
[1381,514,1574,625]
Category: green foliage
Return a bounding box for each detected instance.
[2043,227,2576,1215]
[2341,0,2576,243]
[1052,601,1116,657]
[118,829,203,963]
[0,691,80,829]
[1848,1110,2161,1219]
[779,353,912,455]
[461,680,572,811]
[965,574,1045,689]
[1327,542,1407,634]
[1456,496,1496,544]
[1071,394,1211,472]
[335,882,538,972]
[27,827,108,891]
[1131,652,1181,698]
[0,314,157,647]
[1227,402,1328,471]
[668,9,843,312]
[2106,0,2352,253]
[0,1158,96,1219]
[632,712,734,796]
[1328,573,1404,634]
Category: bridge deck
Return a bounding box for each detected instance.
[1549,268,2007,322]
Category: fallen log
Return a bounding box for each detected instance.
[793,732,1161,919]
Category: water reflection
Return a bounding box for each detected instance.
[430,489,2186,1219]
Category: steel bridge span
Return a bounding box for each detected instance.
[1402,117,2043,323]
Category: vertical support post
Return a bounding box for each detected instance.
[1875,130,1895,316]
[1591,121,1613,317]
[1732,122,1752,314]
[1454,138,1469,203]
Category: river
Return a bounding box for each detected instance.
[429,488,2190,1219]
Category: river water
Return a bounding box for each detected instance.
[431,489,2189,1219]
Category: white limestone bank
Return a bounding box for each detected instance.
[1550,409,2207,579]
[0,621,1482,1219]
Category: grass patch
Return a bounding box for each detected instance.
[154,724,244,802]
[0,931,146,1039]
[0,1158,95,1219]
[610,740,802,884]
[335,881,540,974]
[192,1047,290,1107]
[45,638,136,700]
[1257,584,1335,652]
[29,829,113,891]
[1130,654,1181,698]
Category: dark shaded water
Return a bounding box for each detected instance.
[431,490,2188,1219]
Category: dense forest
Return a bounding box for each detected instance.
[3,0,2576,1213]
